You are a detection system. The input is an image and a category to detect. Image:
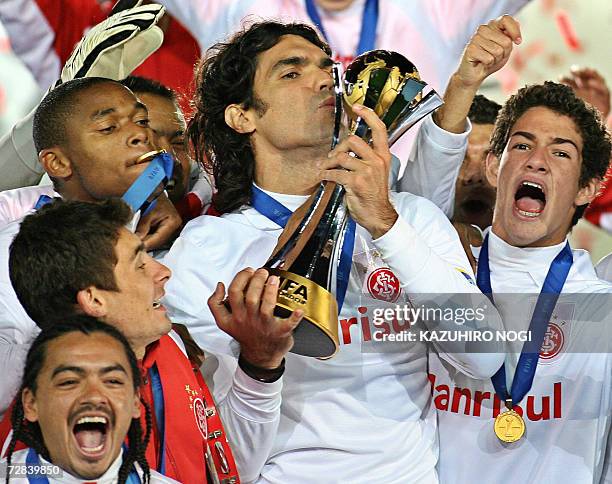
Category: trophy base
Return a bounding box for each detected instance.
[268,268,339,359]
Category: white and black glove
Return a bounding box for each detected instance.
[0,1,166,191]
[60,0,165,83]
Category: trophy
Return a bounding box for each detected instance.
[264,50,443,359]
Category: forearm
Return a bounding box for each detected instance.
[216,366,281,483]
[433,73,480,134]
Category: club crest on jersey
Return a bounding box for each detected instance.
[192,397,208,440]
[367,268,401,302]
[186,384,208,439]
[540,322,564,360]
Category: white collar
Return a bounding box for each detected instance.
[241,183,311,231]
[39,450,123,483]
[487,229,570,288]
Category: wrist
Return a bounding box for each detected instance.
[367,207,398,240]
[238,354,285,383]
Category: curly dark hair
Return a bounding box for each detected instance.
[490,81,611,227]
[5,316,151,484]
[188,21,331,213]
[468,94,502,125]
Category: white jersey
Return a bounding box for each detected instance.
[162,172,505,483]
[430,230,612,484]
[0,185,55,227]
[596,252,612,282]
[0,190,284,481]
[1,448,178,483]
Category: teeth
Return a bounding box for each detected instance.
[522,181,543,190]
[153,299,161,309]
[82,443,104,453]
[518,209,541,218]
[76,416,107,425]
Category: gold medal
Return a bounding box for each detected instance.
[494,409,525,443]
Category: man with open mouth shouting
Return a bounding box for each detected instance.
[429,82,612,483]
[2,197,294,483]
[1,317,178,483]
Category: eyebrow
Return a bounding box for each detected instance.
[131,242,146,262]
[269,55,333,77]
[51,364,128,378]
[91,101,148,121]
[511,131,579,151]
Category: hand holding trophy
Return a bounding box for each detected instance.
[264,50,443,358]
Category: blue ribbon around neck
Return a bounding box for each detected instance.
[305,0,378,56]
[251,185,355,311]
[476,234,573,407]
[148,363,166,475]
[25,447,141,483]
[121,152,174,216]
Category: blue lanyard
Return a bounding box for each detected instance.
[476,235,573,406]
[34,152,174,216]
[122,152,174,216]
[25,448,141,483]
[251,185,356,311]
[305,0,378,56]
[148,363,166,474]
[33,195,53,210]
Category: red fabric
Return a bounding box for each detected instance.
[585,165,612,232]
[0,400,25,457]
[34,0,199,113]
[141,335,209,484]
[175,192,204,222]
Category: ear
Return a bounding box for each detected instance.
[22,388,39,423]
[485,151,500,188]
[39,148,73,179]
[76,286,108,318]
[224,104,255,134]
[132,390,142,420]
[574,178,601,207]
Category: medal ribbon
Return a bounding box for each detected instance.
[476,234,573,407]
[122,152,174,216]
[305,0,378,56]
[25,447,141,483]
[251,185,356,311]
[148,363,166,474]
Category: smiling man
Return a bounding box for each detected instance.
[430,82,612,483]
[1,317,177,483]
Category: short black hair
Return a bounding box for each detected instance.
[490,81,612,227]
[121,75,176,103]
[468,94,502,125]
[5,316,151,484]
[32,77,122,153]
[188,21,332,213]
[9,198,132,328]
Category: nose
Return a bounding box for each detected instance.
[79,379,110,407]
[151,257,172,288]
[317,67,334,92]
[458,155,485,186]
[128,123,151,148]
[525,147,549,174]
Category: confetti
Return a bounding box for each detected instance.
[555,10,583,52]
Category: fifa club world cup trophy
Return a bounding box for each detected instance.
[264,50,443,359]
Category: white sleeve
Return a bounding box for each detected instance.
[0,0,61,89]
[158,0,249,51]
[217,366,281,483]
[602,419,612,483]
[372,193,505,378]
[397,114,469,218]
[0,107,45,191]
